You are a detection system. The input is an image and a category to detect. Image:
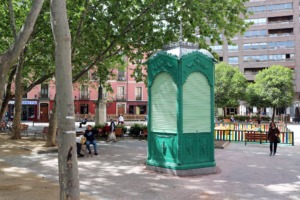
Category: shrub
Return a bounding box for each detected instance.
[217,115,224,121]
[261,116,270,122]
[93,124,105,129]
[129,123,142,136]
[123,127,128,134]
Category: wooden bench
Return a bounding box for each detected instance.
[223,118,231,123]
[21,124,29,136]
[245,131,268,145]
[34,127,48,140]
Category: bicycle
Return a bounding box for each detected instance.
[0,121,12,135]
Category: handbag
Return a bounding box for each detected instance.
[276,136,281,143]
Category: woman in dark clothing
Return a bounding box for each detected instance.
[268,122,280,156]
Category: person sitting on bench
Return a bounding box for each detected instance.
[76,135,85,158]
[84,125,98,155]
[79,117,88,128]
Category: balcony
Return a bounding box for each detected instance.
[80,94,90,100]
[116,95,126,102]
[136,96,142,101]
[39,92,49,99]
[118,76,126,81]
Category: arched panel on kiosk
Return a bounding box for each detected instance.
[151,72,177,133]
[183,72,210,133]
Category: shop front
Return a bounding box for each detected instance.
[127,101,147,115]
[8,100,38,121]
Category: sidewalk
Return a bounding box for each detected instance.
[1,124,300,199]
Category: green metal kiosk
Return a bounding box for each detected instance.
[146,42,216,176]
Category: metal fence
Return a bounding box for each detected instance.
[214,123,294,145]
[214,130,294,145]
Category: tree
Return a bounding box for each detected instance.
[215,62,248,116]
[1,0,251,143]
[0,0,44,113]
[68,0,251,83]
[51,0,79,199]
[246,65,294,122]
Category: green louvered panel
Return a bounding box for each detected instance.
[151,73,177,133]
[183,72,211,133]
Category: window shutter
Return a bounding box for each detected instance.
[183,72,210,133]
[151,73,177,133]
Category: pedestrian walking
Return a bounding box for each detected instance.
[107,119,117,142]
[268,122,280,156]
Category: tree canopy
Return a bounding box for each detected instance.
[1,0,251,88]
[215,62,248,114]
[246,65,294,121]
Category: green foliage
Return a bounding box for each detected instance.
[68,0,251,83]
[93,124,105,130]
[260,116,270,122]
[1,0,251,99]
[217,115,224,121]
[129,123,142,136]
[215,62,248,109]
[246,65,294,108]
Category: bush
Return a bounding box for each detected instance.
[217,115,224,121]
[261,116,270,122]
[93,124,105,129]
[116,124,127,134]
[129,123,142,136]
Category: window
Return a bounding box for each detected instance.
[244,30,267,38]
[117,86,125,101]
[219,57,223,62]
[268,41,294,49]
[245,18,267,25]
[243,42,267,50]
[136,87,142,100]
[269,54,294,61]
[40,84,48,98]
[80,85,89,99]
[210,45,222,51]
[244,55,268,62]
[118,69,126,81]
[247,6,266,13]
[80,104,89,114]
[228,45,238,52]
[228,57,239,64]
[226,107,237,115]
[268,3,292,12]
[91,72,98,81]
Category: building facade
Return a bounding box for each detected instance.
[7,63,148,122]
[211,0,300,118]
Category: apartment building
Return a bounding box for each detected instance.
[211,0,300,118]
[7,63,148,122]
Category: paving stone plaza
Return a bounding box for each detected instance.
[0,123,299,199]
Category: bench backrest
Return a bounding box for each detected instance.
[21,124,29,131]
[43,127,49,133]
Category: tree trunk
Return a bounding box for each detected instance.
[0,66,17,120]
[223,107,226,117]
[45,99,57,147]
[11,52,25,140]
[0,0,44,112]
[272,107,276,122]
[51,0,80,199]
